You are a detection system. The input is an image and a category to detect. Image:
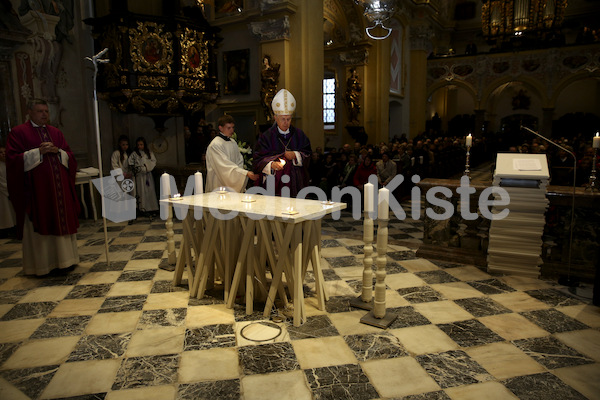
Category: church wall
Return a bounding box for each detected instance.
[427,86,476,135]
[492,84,543,129]
[215,26,260,106]
[207,22,261,147]
[554,78,600,118]
[57,0,96,168]
[7,0,97,167]
[98,105,186,172]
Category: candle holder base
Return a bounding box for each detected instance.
[360,310,397,329]
[463,146,471,180]
[585,148,598,192]
[350,296,373,311]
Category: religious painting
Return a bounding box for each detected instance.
[215,0,243,18]
[188,45,201,69]
[129,22,173,74]
[180,27,209,78]
[223,49,250,95]
[142,37,162,64]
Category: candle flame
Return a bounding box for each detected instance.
[279,158,286,166]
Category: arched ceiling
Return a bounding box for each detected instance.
[323,0,364,46]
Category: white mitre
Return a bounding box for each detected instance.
[272,89,296,115]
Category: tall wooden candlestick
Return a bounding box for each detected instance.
[585,146,598,192]
[161,173,177,266]
[350,210,374,310]
[373,214,388,319]
[350,183,375,310]
[360,189,397,328]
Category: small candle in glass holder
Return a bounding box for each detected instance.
[593,132,600,149]
[283,205,298,215]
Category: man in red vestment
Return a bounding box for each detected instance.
[6,99,80,276]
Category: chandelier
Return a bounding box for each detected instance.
[354,0,398,40]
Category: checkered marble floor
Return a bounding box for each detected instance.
[0,211,599,400]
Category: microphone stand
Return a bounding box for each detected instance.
[521,126,577,288]
[85,48,110,266]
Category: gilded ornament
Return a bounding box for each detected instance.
[138,76,168,87]
[179,76,205,90]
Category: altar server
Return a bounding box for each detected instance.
[206,114,258,192]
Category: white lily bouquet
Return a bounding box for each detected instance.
[232,132,253,170]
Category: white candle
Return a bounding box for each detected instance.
[378,188,389,220]
[195,172,203,194]
[593,132,600,149]
[160,172,170,197]
[466,134,472,147]
[364,182,374,212]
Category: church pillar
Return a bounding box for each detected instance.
[408,25,432,139]
[295,0,324,150]
[542,108,554,138]
[474,109,486,137]
[487,112,497,133]
[250,2,324,149]
[369,39,391,145]
[446,86,458,132]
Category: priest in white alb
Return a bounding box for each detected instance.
[205,114,259,192]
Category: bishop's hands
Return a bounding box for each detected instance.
[272,151,295,172]
[39,142,59,155]
[271,161,283,171]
